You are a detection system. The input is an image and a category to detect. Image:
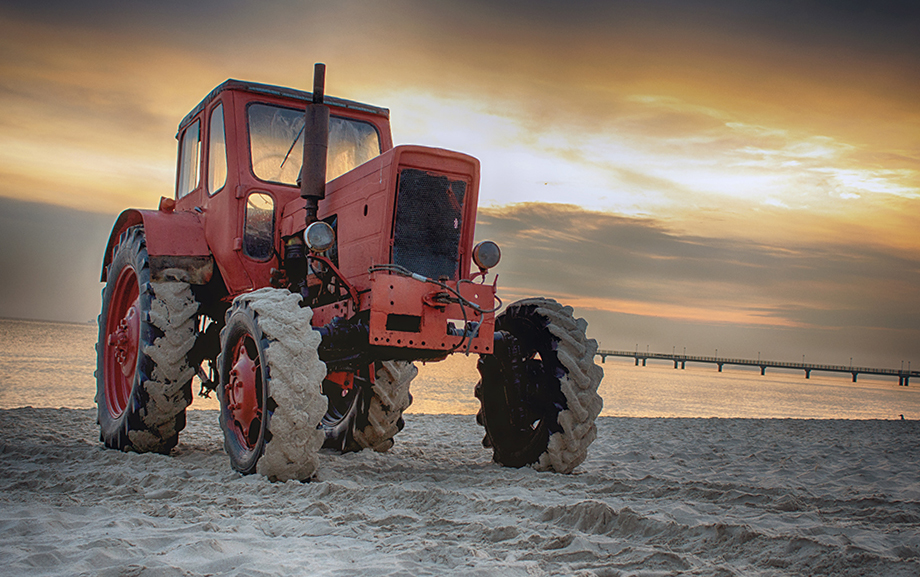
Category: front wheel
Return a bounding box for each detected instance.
[217,288,327,481]
[475,298,603,473]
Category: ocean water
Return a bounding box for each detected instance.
[1,318,918,420]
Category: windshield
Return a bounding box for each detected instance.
[248,103,381,185]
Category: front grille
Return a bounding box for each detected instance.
[392,168,466,279]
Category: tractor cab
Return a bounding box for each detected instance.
[170,80,393,295]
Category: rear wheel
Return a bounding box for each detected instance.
[354,361,417,452]
[476,298,603,473]
[218,288,326,481]
[320,369,369,452]
[321,361,417,453]
[96,225,198,453]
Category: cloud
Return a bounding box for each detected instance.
[0,0,917,370]
[384,85,919,239]
[0,197,114,323]
[2,0,917,221]
[475,202,920,364]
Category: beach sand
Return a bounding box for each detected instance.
[1,408,918,576]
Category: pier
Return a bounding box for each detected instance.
[595,350,917,386]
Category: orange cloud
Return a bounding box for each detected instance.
[0,0,917,366]
[496,287,807,328]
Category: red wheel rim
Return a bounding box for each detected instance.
[103,265,140,418]
[225,336,262,449]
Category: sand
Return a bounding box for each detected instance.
[1,408,918,576]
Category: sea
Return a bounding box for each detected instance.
[1,317,918,420]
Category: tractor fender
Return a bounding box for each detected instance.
[101,202,213,285]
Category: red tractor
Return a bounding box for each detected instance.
[96,65,603,480]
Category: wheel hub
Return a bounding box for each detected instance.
[103,265,140,418]
[226,341,261,442]
[108,304,139,376]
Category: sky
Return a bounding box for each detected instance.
[0,0,917,368]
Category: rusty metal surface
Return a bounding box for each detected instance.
[150,256,214,285]
[367,273,495,354]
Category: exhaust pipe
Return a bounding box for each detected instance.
[301,63,329,225]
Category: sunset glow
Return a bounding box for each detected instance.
[0,0,917,366]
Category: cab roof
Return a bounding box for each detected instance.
[177,79,390,136]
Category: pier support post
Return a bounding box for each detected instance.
[601,355,605,364]
[718,363,723,372]
[851,372,858,383]
[674,359,678,369]
[642,358,647,366]
[805,370,811,379]
[760,366,766,376]
[681,360,685,369]
[635,357,639,366]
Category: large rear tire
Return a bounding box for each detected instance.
[217,288,326,481]
[354,361,417,452]
[320,369,368,453]
[476,298,603,473]
[321,361,417,453]
[96,226,198,454]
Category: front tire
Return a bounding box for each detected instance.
[476,298,603,473]
[96,225,198,454]
[218,288,326,481]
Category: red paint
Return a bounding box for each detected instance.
[324,371,355,395]
[225,337,262,445]
[100,209,208,282]
[366,273,495,354]
[103,264,140,417]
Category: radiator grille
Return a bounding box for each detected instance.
[392,168,466,279]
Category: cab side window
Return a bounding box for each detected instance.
[208,104,227,194]
[177,120,201,198]
[243,192,275,260]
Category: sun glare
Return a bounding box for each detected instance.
[384,87,918,238]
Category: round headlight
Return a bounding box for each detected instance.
[305,221,335,253]
[472,240,501,270]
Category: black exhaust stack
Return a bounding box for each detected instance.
[301,63,329,225]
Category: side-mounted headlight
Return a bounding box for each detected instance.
[304,221,335,253]
[472,240,501,270]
